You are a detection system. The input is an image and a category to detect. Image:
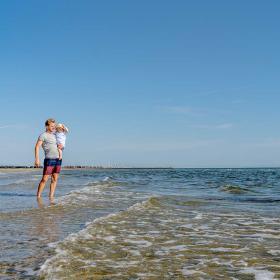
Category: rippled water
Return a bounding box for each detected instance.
[0,168,280,279]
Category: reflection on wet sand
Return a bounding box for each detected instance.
[33,198,62,243]
[37,197,45,208]
[0,196,64,278]
[37,197,56,208]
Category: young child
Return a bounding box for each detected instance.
[55,123,69,160]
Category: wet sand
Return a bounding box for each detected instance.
[0,168,39,173]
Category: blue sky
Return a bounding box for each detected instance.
[0,0,280,167]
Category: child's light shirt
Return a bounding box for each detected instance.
[55,132,67,147]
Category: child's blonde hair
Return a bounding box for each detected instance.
[56,123,69,133]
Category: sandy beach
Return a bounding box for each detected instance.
[0,168,39,173]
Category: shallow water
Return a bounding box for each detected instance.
[0,168,280,279]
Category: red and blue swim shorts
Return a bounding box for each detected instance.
[43,158,62,175]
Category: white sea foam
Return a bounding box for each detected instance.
[15,177,38,184]
[194,213,203,219]
[163,240,176,244]
[129,249,141,256]
[103,176,111,181]
[167,245,188,250]
[38,189,280,279]
[240,267,275,280]
[180,223,194,229]
[102,235,115,241]
[125,239,152,247]
[54,180,117,206]
[181,268,197,275]
[251,233,280,240]
[39,196,155,278]
[268,249,280,256]
[210,246,248,253]
[182,267,206,276]
[40,211,121,277]
[210,247,233,252]
[0,176,38,186]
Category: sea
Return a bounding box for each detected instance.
[0,168,279,280]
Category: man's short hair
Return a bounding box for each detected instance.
[45,118,56,127]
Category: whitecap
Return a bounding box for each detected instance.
[194,213,203,219]
[240,267,275,280]
[268,249,280,256]
[39,196,155,277]
[125,239,152,247]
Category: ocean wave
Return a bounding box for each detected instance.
[237,197,280,203]
[37,196,212,279]
[2,168,280,280]
[219,184,253,194]
[38,196,160,278]
[38,193,280,279]
[0,177,146,219]
[0,177,39,187]
[0,192,35,197]
[54,178,126,206]
[85,176,125,186]
[240,267,275,280]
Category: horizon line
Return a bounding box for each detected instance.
[0,165,280,169]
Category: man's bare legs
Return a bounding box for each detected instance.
[49,173,59,198]
[37,173,59,198]
[37,175,50,197]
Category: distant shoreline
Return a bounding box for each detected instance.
[0,166,173,170]
[0,166,279,170]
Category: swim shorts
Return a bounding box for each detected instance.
[43,158,62,175]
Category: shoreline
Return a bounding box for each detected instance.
[0,166,174,171]
[0,166,279,171]
[0,167,174,173]
[0,168,40,173]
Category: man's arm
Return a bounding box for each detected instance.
[35,140,43,167]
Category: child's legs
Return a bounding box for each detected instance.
[58,148,63,159]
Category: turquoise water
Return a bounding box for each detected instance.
[0,168,280,279]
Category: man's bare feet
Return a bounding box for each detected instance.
[37,197,44,208]
[49,196,55,205]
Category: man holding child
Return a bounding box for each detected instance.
[35,118,65,198]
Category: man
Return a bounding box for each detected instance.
[35,118,63,198]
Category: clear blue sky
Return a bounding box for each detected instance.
[0,0,280,167]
